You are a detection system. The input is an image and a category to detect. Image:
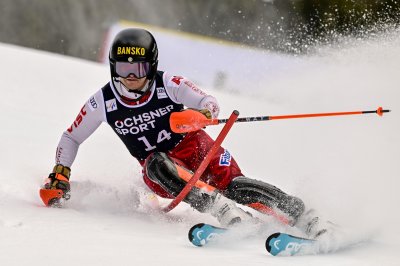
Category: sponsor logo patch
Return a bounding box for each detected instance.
[113,105,174,136]
[117,46,145,56]
[88,96,98,111]
[67,106,87,133]
[219,149,231,166]
[184,80,207,96]
[156,87,168,99]
[169,76,184,87]
[106,99,117,112]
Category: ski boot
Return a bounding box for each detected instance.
[209,193,254,227]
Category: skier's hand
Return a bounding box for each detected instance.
[45,164,71,193]
[186,108,212,119]
[40,165,71,206]
[198,109,212,119]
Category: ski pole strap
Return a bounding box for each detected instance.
[163,110,239,213]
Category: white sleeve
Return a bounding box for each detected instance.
[163,72,220,118]
[55,90,106,167]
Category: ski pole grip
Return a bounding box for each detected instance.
[163,110,239,212]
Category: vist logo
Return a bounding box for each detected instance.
[106,99,117,112]
[117,46,145,56]
[184,80,207,96]
[219,149,232,166]
[67,106,87,133]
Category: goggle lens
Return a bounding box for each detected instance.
[115,61,151,78]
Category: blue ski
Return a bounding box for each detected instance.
[188,223,318,256]
[266,232,317,256]
[188,223,227,247]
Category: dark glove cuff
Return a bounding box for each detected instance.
[52,164,71,179]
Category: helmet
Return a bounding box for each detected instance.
[109,28,158,98]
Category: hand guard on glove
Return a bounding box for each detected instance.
[187,108,212,119]
[198,109,212,119]
[40,164,71,207]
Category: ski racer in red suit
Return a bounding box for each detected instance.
[41,28,324,237]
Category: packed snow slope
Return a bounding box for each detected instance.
[0,30,399,266]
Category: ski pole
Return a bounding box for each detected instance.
[170,107,390,133]
[163,110,239,213]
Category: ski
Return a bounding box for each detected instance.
[188,223,318,256]
[188,223,319,256]
[265,232,317,256]
[188,223,227,247]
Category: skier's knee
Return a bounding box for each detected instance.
[145,152,187,197]
[145,152,221,213]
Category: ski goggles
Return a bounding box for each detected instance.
[115,61,151,78]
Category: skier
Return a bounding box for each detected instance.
[41,28,322,237]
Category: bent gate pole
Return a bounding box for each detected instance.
[163,110,239,213]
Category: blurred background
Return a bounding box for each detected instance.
[1,0,399,62]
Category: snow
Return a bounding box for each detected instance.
[1,29,400,265]
[101,21,301,93]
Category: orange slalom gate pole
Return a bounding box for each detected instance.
[163,110,239,213]
[170,107,390,133]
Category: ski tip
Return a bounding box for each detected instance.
[265,233,281,253]
[188,223,205,243]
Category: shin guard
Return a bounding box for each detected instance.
[225,176,305,224]
[145,152,215,212]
